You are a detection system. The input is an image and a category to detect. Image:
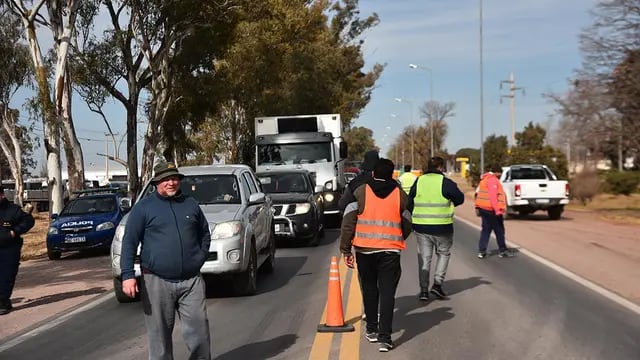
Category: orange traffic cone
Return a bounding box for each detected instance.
[317,256,355,333]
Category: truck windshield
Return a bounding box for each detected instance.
[258,143,332,165]
[258,173,309,193]
[139,175,241,204]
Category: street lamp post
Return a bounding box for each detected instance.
[409,63,435,158]
[394,98,414,168]
[479,0,485,173]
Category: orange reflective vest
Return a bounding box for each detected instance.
[474,174,506,212]
[353,185,406,250]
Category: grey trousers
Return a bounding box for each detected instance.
[415,232,454,291]
[141,273,211,360]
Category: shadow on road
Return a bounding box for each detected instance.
[12,286,107,311]
[444,276,492,296]
[393,299,454,347]
[214,334,298,360]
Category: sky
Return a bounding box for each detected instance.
[12,0,597,174]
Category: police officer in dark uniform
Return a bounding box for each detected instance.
[0,186,35,315]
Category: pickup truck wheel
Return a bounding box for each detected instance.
[548,206,563,220]
[233,245,257,296]
[113,277,139,303]
[47,249,61,260]
[261,228,276,274]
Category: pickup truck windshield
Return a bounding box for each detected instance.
[258,143,331,165]
[140,175,241,204]
[62,197,117,215]
[258,173,309,193]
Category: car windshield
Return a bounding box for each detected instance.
[257,142,332,165]
[258,173,309,194]
[61,196,117,215]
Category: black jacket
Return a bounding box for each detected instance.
[0,198,35,248]
[338,171,373,212]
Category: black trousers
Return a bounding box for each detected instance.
[0,244,22,301]
[356,251,401,343]
[478,208,507,253]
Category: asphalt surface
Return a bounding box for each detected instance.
[1,222,639,360]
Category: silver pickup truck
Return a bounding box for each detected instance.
[110,164,276,302]
[500,164,570,220]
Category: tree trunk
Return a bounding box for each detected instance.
[126,103,140,198]
[61,68,85,195]
[0,106,24,206]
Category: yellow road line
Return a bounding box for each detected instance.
[308,258,351,360]
[339,268,362,359]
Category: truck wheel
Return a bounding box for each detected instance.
[233,245,257,296]
[548,206,563,220]
[47,249,61,260]
[113,277,139,303]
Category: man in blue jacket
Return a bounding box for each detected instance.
[408,157,464,301]
[121,162,212,360]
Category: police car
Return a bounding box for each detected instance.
[46,188,131,260]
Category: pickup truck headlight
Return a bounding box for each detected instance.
[48,227,59,235]
[96,222,115,231]
[295,203,311,215]
[212,221,241,239]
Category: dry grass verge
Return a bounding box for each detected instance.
[21,212,50,261]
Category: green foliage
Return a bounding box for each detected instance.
[603,171,640,195]
[515,122,546,151]
[344,126,376,162]
[570,170,601,205]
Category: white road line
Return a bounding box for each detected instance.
[455,216,640,316]
[0,292,113,353]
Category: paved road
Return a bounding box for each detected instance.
[1,222,639,360]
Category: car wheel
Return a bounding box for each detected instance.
[261,228,276,274]
[233,244,257,296]
[47,249,61,260]
[113,277,139,303]
[307,228,319,247]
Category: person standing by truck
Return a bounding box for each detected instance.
[0,186,35,315]
[475,164,513,259]
[120,162,212,360]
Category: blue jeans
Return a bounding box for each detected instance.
[414,232,453,291]
[478,208,507,253]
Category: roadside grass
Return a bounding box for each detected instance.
[21,212,49,261]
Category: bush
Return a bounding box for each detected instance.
[570,171,601,205]
[603,171,640,196]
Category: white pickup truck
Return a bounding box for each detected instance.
[500,164,570,220]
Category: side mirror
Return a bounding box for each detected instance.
[249,192,266,204]
[314,185,324,193]
[50,213,59,220]
[324,180,334,191]
[120,198,132,212]
[339,141,348,159]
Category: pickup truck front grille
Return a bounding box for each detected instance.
[273,204,296,216]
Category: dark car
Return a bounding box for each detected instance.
[257,169,325,246]
[46,188,131,260]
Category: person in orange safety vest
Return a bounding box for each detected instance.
[474,164,513,259]
[340,158,412,352]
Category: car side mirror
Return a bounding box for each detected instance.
[50,213,58,220]
[120,198,132,212]
[249,192,266,204]
[314,185,324,193]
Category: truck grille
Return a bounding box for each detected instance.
[273,204,296,216]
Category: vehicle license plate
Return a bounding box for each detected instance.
[536,199,550,204]
[65,236,86,243]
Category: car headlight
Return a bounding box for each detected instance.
[48,227,59,235]
[96,222,115,231]
[295,203,311,215]
[324,193,334,202]
[212,221,242,239]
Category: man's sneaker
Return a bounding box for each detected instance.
[477,252,487,259]
[365,332,378,343]
[430,284,447,299]
[499,250,514,258]
[418,291,429,301]
[378,341,394,352]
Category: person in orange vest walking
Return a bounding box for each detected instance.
[340,158,412,352]
[474,164,514,258]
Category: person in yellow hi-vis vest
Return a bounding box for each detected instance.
[408,157,464,301]
[398,164,417,194]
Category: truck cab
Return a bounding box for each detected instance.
[255,114,348,221]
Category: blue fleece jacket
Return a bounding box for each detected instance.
[407,170,465,234]
[120,191,211,281]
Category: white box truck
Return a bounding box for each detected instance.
[255,114,348,219]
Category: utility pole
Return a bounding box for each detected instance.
[479,0,485,173]
[105,132,119,183]
[500,72,525,147]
